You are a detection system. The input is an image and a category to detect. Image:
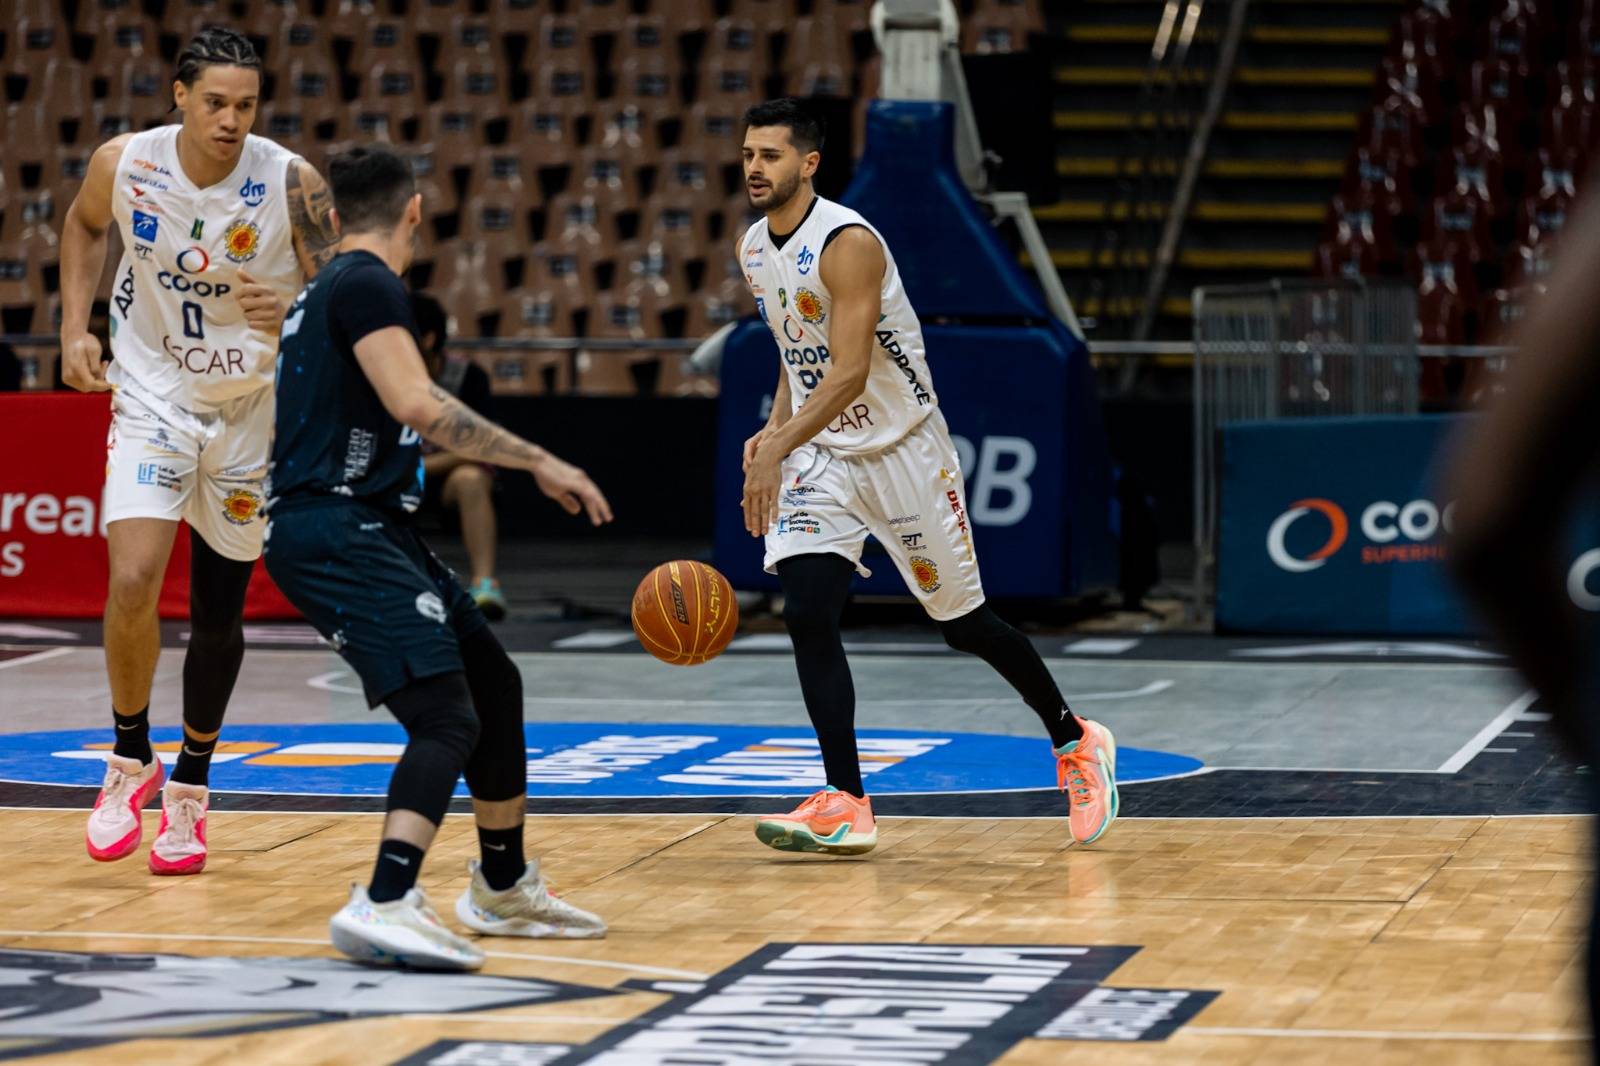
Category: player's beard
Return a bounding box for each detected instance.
[753,170,802,213]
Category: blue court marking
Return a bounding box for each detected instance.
[3,724,1204,798]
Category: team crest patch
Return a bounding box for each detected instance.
[910,556,941,593]
[221,489,262,525]
[794,288,825,325]
[223,220,260,263]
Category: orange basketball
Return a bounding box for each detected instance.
[631,560,739,665]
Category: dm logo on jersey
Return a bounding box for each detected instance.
[796,244,815,274]
[221,489,261,526]
[131,210,158,242]
[794,288,825,325]
[224,220,260,263]
[910,555,941,593]
[239,175,266,207]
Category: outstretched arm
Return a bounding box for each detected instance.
[353,326,613,526]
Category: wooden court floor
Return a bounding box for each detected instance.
[0,809,1591,1065]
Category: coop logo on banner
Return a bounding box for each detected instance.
[2,723,1201,798]
[1267,496,1458,572]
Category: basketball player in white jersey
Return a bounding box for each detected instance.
[58,28,340,875]
[735,99,1119,853]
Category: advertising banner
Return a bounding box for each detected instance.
[0,392,294,619]
[1217,414,1600,634]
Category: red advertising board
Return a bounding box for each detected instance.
[0,392,296,619]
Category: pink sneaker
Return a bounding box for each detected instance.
[755,786,878,854]
[149,782,209,876]
[86,754,165,862]
[1056,717,1119,844]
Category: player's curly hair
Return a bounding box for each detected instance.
[174,25,261,87]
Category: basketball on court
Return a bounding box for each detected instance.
[631,560,738,665]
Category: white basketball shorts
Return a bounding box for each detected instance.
[763,409,986,621]
[102,380,272,561]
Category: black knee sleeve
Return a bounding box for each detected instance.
[459,626,527,803]
[938,605,1079,748]
[180,533,252,761]
[777,554,864,796]
[385,672,481,824]
[937,604,1008,654]
[779,553,857,640]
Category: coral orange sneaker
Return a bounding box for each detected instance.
[1056,717,1119,844]
[755,786,878,855]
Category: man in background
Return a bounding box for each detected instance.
[411,293,507,620]
[1449,179,1600,1060]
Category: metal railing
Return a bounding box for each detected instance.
[1078,0,1222,339]
[1190,278,1420,620]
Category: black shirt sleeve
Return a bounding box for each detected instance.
[458,361,492,415]
[328,261,416,353]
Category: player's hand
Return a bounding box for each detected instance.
[742,427,769,474]
[60,332,111,393]
[742,441,782,538]
[234,269,284,334]
[530,451,614,527]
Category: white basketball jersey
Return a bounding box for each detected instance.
[739,195,937,456]
[108,125,303,412]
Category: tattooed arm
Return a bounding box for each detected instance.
[352,325,613,525]
[287,159,340,278]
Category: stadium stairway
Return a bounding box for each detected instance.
[1043,0,1401,339]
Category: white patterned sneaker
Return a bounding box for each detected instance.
[456,860,607,939]
[86,754,165,862]
[330,883,485,970]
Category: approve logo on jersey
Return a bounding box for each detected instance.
[224,220,260,263]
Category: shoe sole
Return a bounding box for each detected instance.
[329,916,484,971]
[149,852,206,876]
[454,892,607,939]
[755,819,878,855]
[85,763,166,862]
[1076,725,1121,845]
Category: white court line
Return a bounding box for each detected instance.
[1436,689,1538,773]
[0,804,1589,822]
[0,928,709,980]
[0,646,72,671]
[309,670,1174,705]
[1188,1025,1583,1043]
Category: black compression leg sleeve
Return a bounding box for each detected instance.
[938,605,1083,748]
[460,626,527,803]
[777,553,864,798]
[384,672,481,824]
[173,533,254,786]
